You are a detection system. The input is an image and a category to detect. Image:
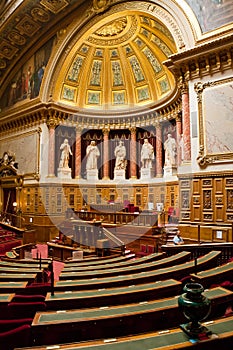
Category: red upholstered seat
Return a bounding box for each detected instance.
[147,245,155,254]
[137,244,148,257]
[7,301,47,319]
[12,294,45,302]
[19,282,51,295]
[0,318,33,332]
[0,324,31,350]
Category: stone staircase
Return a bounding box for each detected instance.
[165,225,179,245]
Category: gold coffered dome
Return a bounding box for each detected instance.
[54,12,177,112]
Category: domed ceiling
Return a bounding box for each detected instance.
[54,12,177,112]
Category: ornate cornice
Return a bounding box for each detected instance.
[178,171,233,180]
[0,88,182,133]
[164,33,233,81]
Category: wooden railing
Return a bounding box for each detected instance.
[71,210,162,229]
[161,242,233,265]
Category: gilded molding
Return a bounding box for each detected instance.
[40,0,69,14]
[92,0,112,14]
[165,34,233,81]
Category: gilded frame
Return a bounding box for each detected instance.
[195,77,233,167]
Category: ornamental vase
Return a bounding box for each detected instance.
[178,282,211,338]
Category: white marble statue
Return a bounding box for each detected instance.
[164,133,177,166]
[141,138,154,168]
[114,140,127,170]
[59,139,72,168]
[86,140,100,170]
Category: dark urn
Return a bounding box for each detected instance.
[178,282,211,338]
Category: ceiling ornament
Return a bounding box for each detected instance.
[88,15,138,46]
[0,58,7,69]
[96,17,127,37]
[7,31,26,46]
[40,0,69,14]
[54,12,176,112]
[92,0,112,14]
[0,39,18,59]
[15,14,41,37]
[31,7,50,22]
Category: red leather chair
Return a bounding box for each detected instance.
[0,324,31,350]
[147,245,155,254]
[12,294,45,302]
[137,244,147,257]
[20,282,51,295]
[7,301,47,319]
[0,318,32,332]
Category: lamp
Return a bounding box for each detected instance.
[13,202,17,212]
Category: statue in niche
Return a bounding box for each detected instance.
[164,133,177,167]
[141,138,154,168]
[86,140,100,170]
[59,139,72,169]
[114,140,127,170]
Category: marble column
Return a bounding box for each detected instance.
[155,122,163,177]
[75,127,82,179]
[181,82,191,161]
[129,127,137,179]
[103,128,110,180]
[47,117,58,177]
[176,114,182,165]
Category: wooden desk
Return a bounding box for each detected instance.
[0,260,49,269]
[33,288,233,345]
[12,243,36,259]
[16,314,233,349]
[55,251,221,291]
[0,293,15,314]
[190,260,233,288]
[0,272,37,283]
[47,242,94,261]
[0,266,42,274]
[0,257,51,265]
[62,252,162,271]
[47,279,182,310]
[59,251,190,280]
[0,281,28,293]
[64,252,135,266]
[0,293,15,307]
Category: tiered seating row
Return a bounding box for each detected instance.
[0,226,22,257]
[55,251,221,290]
[15,316,233,350]
[33,287,233,345]
[1,250,233,349]
[59,251,190,280]
[62,251,164,271]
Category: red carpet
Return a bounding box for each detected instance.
[31,244,64,281]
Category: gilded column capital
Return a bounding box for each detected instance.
[129,126,137,134]
[155,121,161,129]
[175,113,182,123]
[178,81,189,95]
[46,117,59,129]
[76,126,83,134]
[103,127,110,136]
[46,112,59,129]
